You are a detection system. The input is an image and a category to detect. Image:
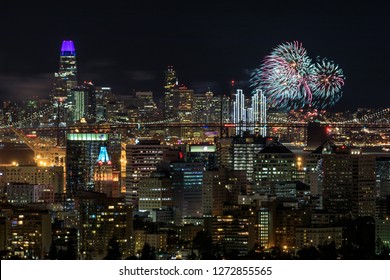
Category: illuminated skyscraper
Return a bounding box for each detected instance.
[193,90,221,125]
[233,89,246,136]
[94,146,120,197]
[164,66,178,119]
[221,95,231,123]
[172,162,204,225]
[53,40,78,99]
[125,140,168,206]
[53,40,78,145]
[69,81,96,123]
[95,86,112,121]
[247,90,267,136]
[258,91,267,137]
[167,85,194,138]
[66,133,109,196]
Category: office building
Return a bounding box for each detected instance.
[138,172,173,212]
[322,146,376,217]
[212,205,257,257]
[0,165,64,194]
[95,86,112,121]
[94,147,121,197]
[185,144,217,171]
[253,141,296,182]
[231,134,266,181]
[202,168,247,217]
[5,183,54,205]
[193,90,221,124]
[163,66,178,119]
[306,122,329,151]
[171,162,204,225]
[53,40,77,99]
[66,133,109,195]
[68,82,96,123]
[125,140,168,206]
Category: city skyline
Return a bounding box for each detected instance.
[1,1,390,111]
[0,1,389,262]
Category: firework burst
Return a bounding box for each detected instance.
[310,58,345,108]
[252,41,313,109]
[251,41,345,110]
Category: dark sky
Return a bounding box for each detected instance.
[1,0,389,111]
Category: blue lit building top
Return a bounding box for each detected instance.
[60,40,76,56]
[97,146,111,165]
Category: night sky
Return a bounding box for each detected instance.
[1,0,389,111]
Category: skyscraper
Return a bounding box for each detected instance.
[167,85,194,138]
[53,40,78,145]
[258,91,267,137]
[53,40,78,100]
[94,146,120,197]
[163,66,178,119]
[66,133,109,196]
[233,89,246,136]
[171,162,204,225]
[125,140,168,206]
[69,81,96,123]
[247,90,267,136]
[322,147,376,218]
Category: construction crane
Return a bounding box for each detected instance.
[9,127,66,167]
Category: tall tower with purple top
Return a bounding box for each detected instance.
[53,40,78,99]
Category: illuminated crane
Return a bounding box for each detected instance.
[9,127,66,167]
